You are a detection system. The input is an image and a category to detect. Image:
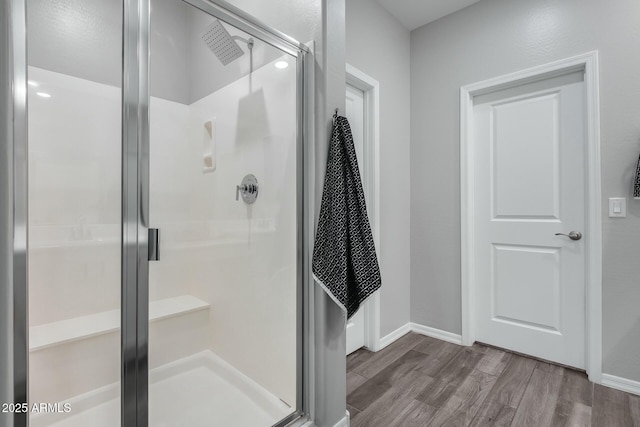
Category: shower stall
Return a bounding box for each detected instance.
[2,0,310,426]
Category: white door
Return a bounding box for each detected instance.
[345,83,366,355]
[473,72,586,369]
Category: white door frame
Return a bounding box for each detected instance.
[346,63,382,352]
[460,51,602,382]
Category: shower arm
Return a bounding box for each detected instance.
[232,36,254,51]
[233,36,254,90]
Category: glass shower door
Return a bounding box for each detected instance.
[147,1,300,426]
[26,1,124,425]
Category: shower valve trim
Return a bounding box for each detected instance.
[236,174,259,204]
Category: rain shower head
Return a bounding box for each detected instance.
[202,19,250,66]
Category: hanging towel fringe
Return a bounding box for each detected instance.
[312,116,382,319]
[635,153,640,199]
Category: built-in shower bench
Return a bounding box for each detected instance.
[29,295,209,351]
[30,294,213,404]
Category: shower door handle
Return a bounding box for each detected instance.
[149,228,160,261]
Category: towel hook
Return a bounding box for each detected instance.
[333,108,339,126]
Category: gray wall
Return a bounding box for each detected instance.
[319,0,348,425]
[27,0,123,88]
[225,0,347,425]
[186,7,283,104]
[149,0,190,103]
[410,0,640,381]
[345,0,411,337]
[28,0,190,104]
[27,0,289,105]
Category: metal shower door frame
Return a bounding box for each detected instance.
[125,0,312,426]
[1,0,28,426]
[122,0,150,425]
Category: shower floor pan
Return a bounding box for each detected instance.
[30,350,293,427]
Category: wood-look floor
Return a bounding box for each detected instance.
[347,332,640,427]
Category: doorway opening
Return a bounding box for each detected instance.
[345,64,381,355]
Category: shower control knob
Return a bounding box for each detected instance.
[236,174,259,204]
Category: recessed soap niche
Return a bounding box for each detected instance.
[203,117,216,173]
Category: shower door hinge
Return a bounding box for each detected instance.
[148,228,160,261]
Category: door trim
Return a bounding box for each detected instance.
[460,51,602,382]
[346,64,381,352]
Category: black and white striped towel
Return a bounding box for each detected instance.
[634,153,640,199]
[312,116,381,319]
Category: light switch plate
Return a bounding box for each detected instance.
[609,197,626,218]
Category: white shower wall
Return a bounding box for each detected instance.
[28,66,122,327]
[149,55,298,406]
[27,55,297,408]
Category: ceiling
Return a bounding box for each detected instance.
[375,0,482,31]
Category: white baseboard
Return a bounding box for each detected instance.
[601,373,640,396]
[379,323,412,350]
[378,322,463,351]
[410,322,463,345]
[333,410,350,427]
[374,325,640,400]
